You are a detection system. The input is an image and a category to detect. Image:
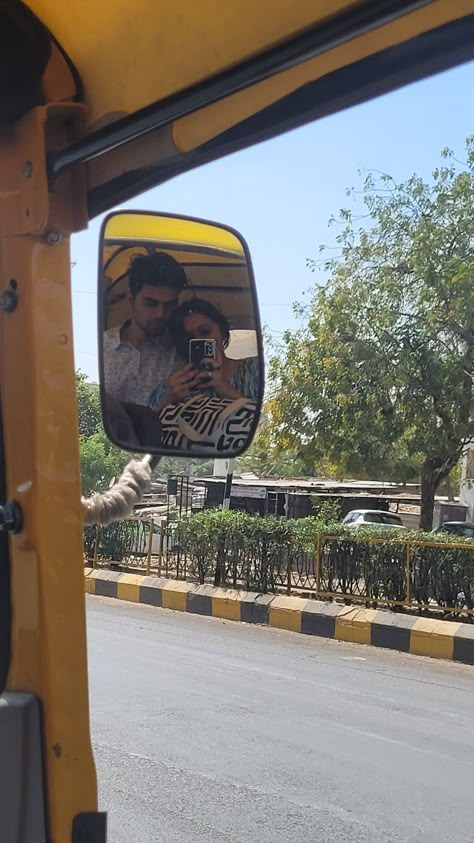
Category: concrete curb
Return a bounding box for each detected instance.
[84,568,474,665]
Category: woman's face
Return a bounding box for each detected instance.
[182,312,224,350]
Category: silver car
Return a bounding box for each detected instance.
[342,509,406,529]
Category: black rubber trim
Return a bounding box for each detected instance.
[0,403,11,693]
[49,32,83,102]
[72,812,107,843]
[86,12,474,218]
[97,210,265,459]
[199,13,474,158]
[50,0,432,178]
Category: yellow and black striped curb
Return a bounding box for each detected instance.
[84,568,474,665]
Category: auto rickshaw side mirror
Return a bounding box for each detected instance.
[97,210,264,459]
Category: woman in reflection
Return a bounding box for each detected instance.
[150,298,259,409]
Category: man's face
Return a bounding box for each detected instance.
[131,284,179,337]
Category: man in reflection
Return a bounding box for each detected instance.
[104,252,190,408]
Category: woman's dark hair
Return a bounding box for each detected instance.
[169,298,231,356]
[128,252,188,297]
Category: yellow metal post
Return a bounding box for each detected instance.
[315,533,322,597]
[406,541,412,605]
[146,518,154,576]
[158,522,165,577]
[93,524,99,569]
[286,552,292,595]
[0,106,97,841]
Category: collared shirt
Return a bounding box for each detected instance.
[103,323,184,407]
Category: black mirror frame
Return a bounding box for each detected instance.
[97,209,265,458]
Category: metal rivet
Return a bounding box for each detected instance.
[46,230,63,245]
[22,161,33,178]
[0,290,18,313]
[0,501,22,534]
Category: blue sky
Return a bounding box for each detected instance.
[72,60,474,380]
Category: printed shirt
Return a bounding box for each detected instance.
[103,324,183,407]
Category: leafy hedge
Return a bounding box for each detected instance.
[176,511,474,615]
[84,519,149,564]
[84,510,474,616]
[176,509,326,591]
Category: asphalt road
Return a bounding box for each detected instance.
[87,595,474,843]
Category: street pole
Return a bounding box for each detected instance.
[460,442,474,521]
[214,458,235,510]
[222,459,235,510]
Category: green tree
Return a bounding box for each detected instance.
[76,371,102,437]
[76,372,130,494]
[79,431,131,495]
[237,399,317,476]
[269,139,474,530]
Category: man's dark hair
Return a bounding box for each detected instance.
[169,298,231,357]
[128,252,187,297]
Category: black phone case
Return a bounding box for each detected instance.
[189,339,216,367]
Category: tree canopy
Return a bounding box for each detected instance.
[76,373,130,495]
[265,139,474,529]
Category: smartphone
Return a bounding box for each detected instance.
[189,338,216,370]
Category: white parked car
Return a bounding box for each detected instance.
[342,509,406,529]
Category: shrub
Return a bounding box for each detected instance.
[87,511,474,616]
[175,512,474,614]
[84,519,144,564]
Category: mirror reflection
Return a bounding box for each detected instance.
[99,212,263,456]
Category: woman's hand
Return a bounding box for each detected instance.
[197,357,242,400]
[158,364,203,408]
